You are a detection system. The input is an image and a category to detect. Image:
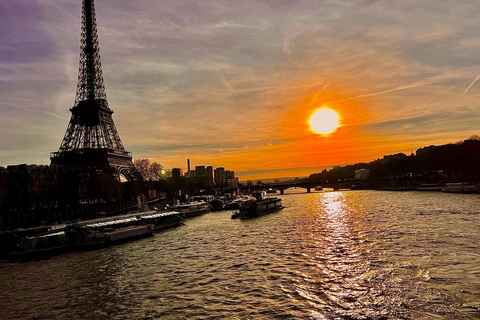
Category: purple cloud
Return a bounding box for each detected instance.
[0,1,54,63]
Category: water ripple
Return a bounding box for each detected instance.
[1,191,479,319]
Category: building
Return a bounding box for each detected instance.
[195,166,207,178]
[182,162,236,190]
[355,169,370,180]
[214,167,225,186]
[171,168,182,178]
[225,170,235,180]
[206,166,214,187]
[225,177,239,189]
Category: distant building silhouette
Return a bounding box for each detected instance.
[355,169,370,180]
[183,162,237,191]
[214,167,225,186]
[206,166,214,187]
[195,166,207,178]
[171,168,182,178]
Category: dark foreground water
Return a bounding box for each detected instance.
[1,190,480,319]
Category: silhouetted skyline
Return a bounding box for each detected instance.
[2,0,480,180]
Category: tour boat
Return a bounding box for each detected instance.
[224,196,254,210]
[224,198,245,210]
[231,192,284,219]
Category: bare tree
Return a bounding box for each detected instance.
[134,159,150,180]
[133,159,166,181]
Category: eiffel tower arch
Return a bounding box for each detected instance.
[51,0,142,184]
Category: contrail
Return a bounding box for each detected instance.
[328,79,436,105]
[311,83,331,106]
[449,74,480,113]
[430,74,480,133]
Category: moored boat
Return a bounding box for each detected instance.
[191,195,215,203]
[11,231,76,260]
[137,211,184,230]
[209,198,226,211]
[417,183,444,191]
[169,201,209,218]
[10,209,184,259]
[442,183,478,194]
[75,209,184,230]
[80,224,155,248]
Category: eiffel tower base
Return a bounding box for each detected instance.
[51,148,140,181]
[51,148,143,205]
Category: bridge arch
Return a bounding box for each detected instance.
[278,186,312,194]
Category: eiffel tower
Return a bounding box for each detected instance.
[51,0,140,182]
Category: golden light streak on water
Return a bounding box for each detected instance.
[1,191,479,319]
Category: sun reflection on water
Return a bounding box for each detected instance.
[297,192,389,319]
[1,192,474,319]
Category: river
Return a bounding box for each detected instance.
[0,190,479,319]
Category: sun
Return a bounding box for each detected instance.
[309,108,340,134]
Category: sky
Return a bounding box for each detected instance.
[1,0,480,181]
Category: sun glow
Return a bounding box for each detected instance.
[309,108,340,134]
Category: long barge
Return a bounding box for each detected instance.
[80,224,155,248]
[9,209,184,260]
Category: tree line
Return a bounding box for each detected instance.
[307,136,480,186]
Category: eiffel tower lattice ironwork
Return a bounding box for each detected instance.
[51,0,141,182]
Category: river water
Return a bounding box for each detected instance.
[0,190,479,319]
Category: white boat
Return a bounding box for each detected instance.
[442,183,478,194]
[76,209,184,230]
[82,224,155,247]
[169,201,210,218]
[137,211,184,230]
[191,195,215,203]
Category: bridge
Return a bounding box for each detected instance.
[240,179,368,194]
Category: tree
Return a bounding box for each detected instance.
[149,162,163,181]
[133,159,166,181]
